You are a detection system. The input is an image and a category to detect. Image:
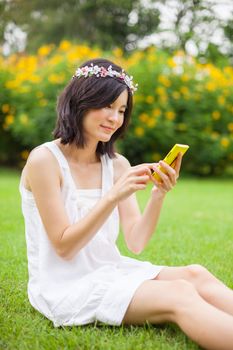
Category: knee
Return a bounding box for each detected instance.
[186,264,211,284]
[185,264,221,301]
[170,279,198,309]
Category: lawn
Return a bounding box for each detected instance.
[0,168,232,350]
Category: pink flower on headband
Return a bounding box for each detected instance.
[100,67,108,77]
[81,66,89,77]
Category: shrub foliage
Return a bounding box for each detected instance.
[1,41,233,175]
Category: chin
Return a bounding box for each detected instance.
[100,137,112,143]
[98,134,113,142]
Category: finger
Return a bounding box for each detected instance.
[153,166,171,187]
[158,161,176,184]
[135,183,147,191]
[150,172,163,187]
[174,152,182,175]
[151,170,171,194]
[131,165,152,176]
[132,174,150,184]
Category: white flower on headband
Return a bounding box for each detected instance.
[72,63,138,93]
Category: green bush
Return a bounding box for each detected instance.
[120,48,233,176]
[1,42,233,175]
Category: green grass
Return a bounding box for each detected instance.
[0,167,232,350]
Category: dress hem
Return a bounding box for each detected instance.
[95,265,165,326]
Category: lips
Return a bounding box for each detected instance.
[100,125,115,131]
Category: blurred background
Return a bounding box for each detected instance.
[1,0,233,177]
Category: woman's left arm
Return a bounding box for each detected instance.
[118,153,183,254]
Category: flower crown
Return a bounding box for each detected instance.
[72,64,138,94]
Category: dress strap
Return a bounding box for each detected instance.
[42,141,69,170]
[101,154,114,194]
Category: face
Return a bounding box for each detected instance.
[82,89,128,144]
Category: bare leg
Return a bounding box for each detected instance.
[122,279,233,350]
[156,264,233,316]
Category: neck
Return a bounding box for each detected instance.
[56,139,100,164]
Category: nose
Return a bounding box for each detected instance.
[108,109,119,122]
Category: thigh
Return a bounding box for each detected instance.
[155,265,219,287]
[155,266,194,282]
[122,279,179,325]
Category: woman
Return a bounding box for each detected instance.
[19,58,233,350]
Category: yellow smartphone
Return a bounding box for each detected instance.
[152,144,189,181]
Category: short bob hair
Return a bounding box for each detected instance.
[53,58,133,158]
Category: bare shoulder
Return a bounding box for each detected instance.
[26,145,58,170]
[23,145,62,190]
[113,153,131,182]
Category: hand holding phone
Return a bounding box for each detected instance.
[151,144,189,182]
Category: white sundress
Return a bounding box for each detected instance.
[19,140,164,327]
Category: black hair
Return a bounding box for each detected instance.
[53,58,133,158]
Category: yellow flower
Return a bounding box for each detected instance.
[227,123,233,132]
[5,114,14,126]
[133,94,144,103]
[172,91,180,100]
[139,113,149,122]
[153,108,161,117]
[2,104,10,113]
[211,132,219,140]
[146,118,156,128]
[21,150,30,160]
[134,127,145,137]
[165,111,176,120]
[49,54,63,65]
[160,95,168,104]
[212,111,221,120]
[39,99,48,106]
[59,40,71,51]
[126,51,144,67]
[146,95,154,104]
[147,54,156,63]
[167,58,176,68]
[220,137,230,148]
[158,75,171,87]
[18,86,31,93]
[30,75,41,83]
[19,113,29,125]
[180,86,189,95]
[181,74,189,82]
[113,47,123,58]
[38,44,54,56]
[16,56,37,72]
[67,50,80,63]
[48,73,65,84]
[205,81,216,91]
[217,96,225,106]
[155,86,166,95]
[5,80,21,90]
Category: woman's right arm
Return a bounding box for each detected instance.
[25,148,151,260]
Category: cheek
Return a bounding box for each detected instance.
[83,111,104,127]
[118,115,125,127]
